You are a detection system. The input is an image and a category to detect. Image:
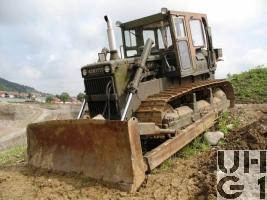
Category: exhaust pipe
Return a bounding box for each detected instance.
[104,15,120,60]
[104,15,116,51]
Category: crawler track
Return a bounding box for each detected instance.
[136,79,235,125]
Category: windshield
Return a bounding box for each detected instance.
[123,21,173,58]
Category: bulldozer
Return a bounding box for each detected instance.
[27,8,234,192]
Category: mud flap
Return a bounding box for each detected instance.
[27,118,145,192]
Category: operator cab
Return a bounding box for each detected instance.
[118,8,222,78]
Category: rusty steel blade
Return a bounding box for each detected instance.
[27,118,145,192]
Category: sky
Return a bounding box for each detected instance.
[0,0,266,95]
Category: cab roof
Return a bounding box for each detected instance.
[119,10,206,30]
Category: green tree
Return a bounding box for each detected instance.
[60,92,70,103]
[77,92,85,102]
[45,96,53,103]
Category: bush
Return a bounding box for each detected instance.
[228,66,267,103]
[60,92,70,103]
[77,92,85,102]
[45,96,53,103]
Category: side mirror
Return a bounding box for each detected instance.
[214,48,223,61]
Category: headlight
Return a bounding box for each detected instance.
[82,68,87,76]
[104,65,110,73]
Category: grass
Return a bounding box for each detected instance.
[228,66,267,103]
[218,111,230,134]
[0,145,26,166]
[153,135,210,173]
[217,111,240,134]
[155,157,175,172]
[179,136,210,158]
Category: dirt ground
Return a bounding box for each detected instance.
[0,104,266,200]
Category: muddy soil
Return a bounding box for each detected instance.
[0,104,266,200]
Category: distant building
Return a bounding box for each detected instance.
[51,97,63,104]
[8,91,19,97]
[0,92,10,98]
[0,91,26,99]
[0,91,4,97]
[19,93,28,98]
[69,97,81,104]
[0,91,5,98]
[35,96,46,103]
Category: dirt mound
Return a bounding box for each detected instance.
[0,103,42,133]
[0,103,80,151]
[0,104,38,121]
[225,116,267,149]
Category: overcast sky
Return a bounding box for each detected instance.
[0,0,266,95]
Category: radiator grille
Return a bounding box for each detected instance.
[84,76,119,119]
[88,101,118,118]
[84,76,114,95]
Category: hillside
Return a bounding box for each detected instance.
[0,77,38,93]
[228,66,267,103]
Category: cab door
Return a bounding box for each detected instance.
[187,16,209,74]
[172,16,193,77]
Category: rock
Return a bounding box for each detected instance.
[118,192,127,197]
[204,131,224,145]
[226,124,234,130]
[92,114,105,120]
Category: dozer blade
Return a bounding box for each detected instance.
[27,118,145,192]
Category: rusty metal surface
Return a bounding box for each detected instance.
[139,122,176,136]
[144,111,216,171]
[27,118,145,192]
[136,79,234,125]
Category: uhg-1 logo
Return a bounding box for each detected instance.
[217,150,266,199]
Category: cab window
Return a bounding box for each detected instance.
[143,30,155,46]
[189,20,205,47]
[124,30,137,47]
[157,26,172,49]
[173,17,186,38]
